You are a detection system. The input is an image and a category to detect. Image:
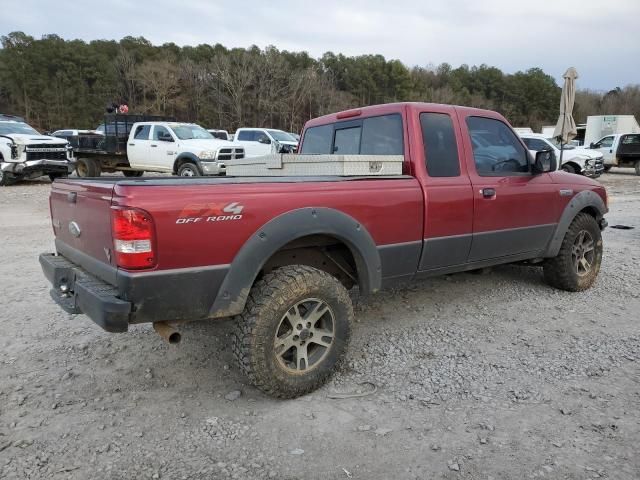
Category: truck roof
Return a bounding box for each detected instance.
[304,102,506,128]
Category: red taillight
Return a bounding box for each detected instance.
[111,207,156,269]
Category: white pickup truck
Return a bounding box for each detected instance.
[519,133,604,177]
[0,115,74,186]
[72,117,245,177]
[233,128,299,157]
[589,133,640,175]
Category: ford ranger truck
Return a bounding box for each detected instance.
[1,114,74,185]
[40,102,608,398]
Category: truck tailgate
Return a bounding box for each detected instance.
[50,179,116,281]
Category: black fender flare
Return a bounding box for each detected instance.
[545,189,607,257]
[173,152,201,174]
[209,207,382,318]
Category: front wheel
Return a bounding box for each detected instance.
[0,169,16,186]
[543,213,603,291]
[561,163,577,174]
[635,162,640,176]
[177,162,202,177]
[123,170,144,177]
[48,172,68,182]
[233,265,353,398]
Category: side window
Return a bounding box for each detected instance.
[420,112,460,177]
[333,127,361,154]
[360,114,403,154]
[598,136,614,148]
[300,124,333,154]
[466,117,529,175]
[256,131,270,143]
[152,126,170,141]
[133,125,150,140]
[237,130,255,141]
[522,138,548,151]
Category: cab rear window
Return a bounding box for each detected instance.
[300,114,403,155]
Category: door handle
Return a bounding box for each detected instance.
[481,188,496,198]
[609,149,612,153]
[128,143,135,146]
[150,144,158,148]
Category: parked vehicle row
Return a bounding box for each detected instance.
[40,102,608,398]
[518,133,605,177]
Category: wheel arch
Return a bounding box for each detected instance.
[209,207,382,318]
[173,152,201,174]
[545,189,607,257]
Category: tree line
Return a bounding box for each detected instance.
[0,31,638,134]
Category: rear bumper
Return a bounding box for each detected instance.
[39,253,131,332]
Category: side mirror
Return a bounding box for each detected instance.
[533,149,557,174]
[258,136,271,145]
[589,142,596,149]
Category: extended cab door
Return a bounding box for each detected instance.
[236,129,262,157]
[414,108,474,271]
[458,113,561,262]
[127,124,151,167]
[591,135,616,165]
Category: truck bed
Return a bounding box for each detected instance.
[59,174,414,187]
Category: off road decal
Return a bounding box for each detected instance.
[176,202,244,224]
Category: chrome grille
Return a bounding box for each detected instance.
[217,147,244,161]
[26,144,68,161]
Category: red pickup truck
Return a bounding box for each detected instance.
[40,102,608,398]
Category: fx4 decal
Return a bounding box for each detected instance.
[176,202,244,224]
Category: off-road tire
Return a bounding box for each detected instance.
[76,158,101,177]
[543,213,603,292]
[233,265,353,398]
[561,163,577,174]
[123,170,144,177]
[177,162,202,177]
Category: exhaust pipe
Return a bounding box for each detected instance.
[153,322,181,344]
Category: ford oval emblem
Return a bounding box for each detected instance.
[68,221,81,238]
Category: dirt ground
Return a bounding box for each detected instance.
[1,170,639,480]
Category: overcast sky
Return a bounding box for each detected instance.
[3,0,639,90]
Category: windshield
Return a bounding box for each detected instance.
[0,121,40,135]
[170,124,214,140]
[547,138,575,149]
[267,130,297,142]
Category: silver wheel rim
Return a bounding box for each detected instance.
[77,161,88,177]
[181,166,195,176]
[0,170,4,182]
[572,230,595,277]
[274,298,335,373]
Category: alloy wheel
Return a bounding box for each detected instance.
[572,230,595,276]
[273,298,335,373]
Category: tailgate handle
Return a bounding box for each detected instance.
[67,192,77,203]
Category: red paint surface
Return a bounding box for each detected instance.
[50,102,607,273]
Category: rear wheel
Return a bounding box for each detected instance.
[123,170,144,177]
[233,265,353,398]
[178,162,202,177]
[543,213,602,292]
[76,158,101,177]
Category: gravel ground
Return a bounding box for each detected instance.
[1,170,639,480]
